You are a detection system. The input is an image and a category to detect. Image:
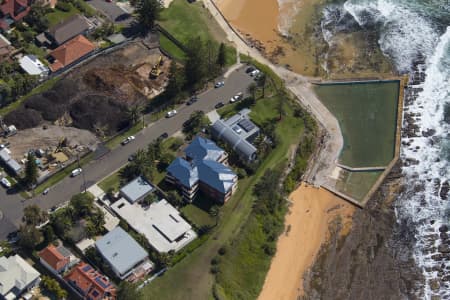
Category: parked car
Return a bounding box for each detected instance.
[71,168,83,177]
[166,110,177,118]
[215,102,225,109]
[230,92,243,103]
[250,69,260,77]
[187,96,198,105]
[245,66,255,73]
[43,188,49,195]
[121,135,135,145]
[214,81,225,88]
[1,177,11,188]
[159,132,169,140]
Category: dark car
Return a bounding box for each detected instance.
[158,132,169,140]
[215,102,225,109]
[246,66,255,73]
[186,96,198,106]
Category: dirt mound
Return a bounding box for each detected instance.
[83,66,127,93]
[4,107,43,129]
[70,95,130,135]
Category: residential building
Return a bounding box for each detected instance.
[166,136,237,203]
[211,108,260,162]
[0,255,41,300]
[47,35,95,72]
[0,0,30,31]
[95,227,152,280]
[111,199,197,253]
[39,244,78,275]
[120,176,154,204]
[64,262,116,300]
[0,147,21,175]
[37,14,89,47]
[19,54,49,77]
[0,33,13,61]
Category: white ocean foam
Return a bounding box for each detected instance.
[343,0,439,72]
[277,0,300,37]
[398,27,450,299]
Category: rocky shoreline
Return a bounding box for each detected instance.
[301,161,425,299]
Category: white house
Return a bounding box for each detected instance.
[19,55,49,77]
[0,255,41,300]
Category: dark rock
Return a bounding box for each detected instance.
[431,254,443,261]
[440,232,448,240]
[440,181,449,201]
[438,244,450,253]
[439,225,449,233]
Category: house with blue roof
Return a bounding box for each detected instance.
[166,137,237,203]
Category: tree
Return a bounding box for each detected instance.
[70,193,94,218]
[41,275,68,299]
[127,104,142,125]
[216,43,226,68]
[184,37,208,87]
[164,61,185,101]
[117,282,142,300]
[166,190,183,207]
[24,153,38,188]
[18,225,43,250]
[24,4,49,32]
[135,0,162,32]
[277,90,287,121]
[209,205,220,226]
[182,110,210,139]
[247,83,257,100]
[23,204,48,226]
[256,73,267,97]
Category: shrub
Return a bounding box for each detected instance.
[4,107,43,129]
[211,256,221,265]
[56,1,72,12]
[210,265,220,274]
[218,245,227,256]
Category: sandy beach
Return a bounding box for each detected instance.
[258,184,355,300]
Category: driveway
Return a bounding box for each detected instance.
[88,0,132,24]
[0,66,253,240]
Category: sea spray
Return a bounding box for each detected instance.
[277,0,300,37]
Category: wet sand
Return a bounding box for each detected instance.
[216,0,281,49]
[258,184,355,300]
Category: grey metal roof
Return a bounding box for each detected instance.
[48,14,89,45]
[211,120,257,160]
[167,157,198,188]
[184,136,224,161]
[197,160,236,193]
[0,149,10,161]
[120,176,154,203]
[95,227,148,277]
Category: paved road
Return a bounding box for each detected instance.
[0,67,253,240]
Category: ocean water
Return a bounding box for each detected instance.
[317,0,450,298]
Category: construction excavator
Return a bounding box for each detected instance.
[149,56,164,79]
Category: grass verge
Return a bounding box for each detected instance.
[98,171,121,193]
[159,34,186,61]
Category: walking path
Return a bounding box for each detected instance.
[203,0,343,187]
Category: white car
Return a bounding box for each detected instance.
[230,92,243,103]
[250,69,260,77]
[214,81,225,88]
[121,135,135,145]
[166,110,177,118]
[71,168,83,177]
[1,177,11,188]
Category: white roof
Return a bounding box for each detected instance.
[75,238,95,253]
[19,55,49,76]
[0,255,40,297]
[111,199,197,253]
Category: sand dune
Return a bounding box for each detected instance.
[258,184,355,300]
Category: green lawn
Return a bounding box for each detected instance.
[141,94,305,299]
[159,0,236,66]
[181,201,216,228]
[335,170,383,201]
[314,81,399,167]
[159,34,186,61]
[46,6,80,26]
[98,171,121,193]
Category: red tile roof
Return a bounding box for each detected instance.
[39,245,70,272]
[64,262,116,300]
[0,0,31,29]
[49,35,95,72]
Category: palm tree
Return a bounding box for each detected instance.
[256,73,267,97]
[127,104,142,125]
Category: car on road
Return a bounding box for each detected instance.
[121,135,135,145]
[230,92,243,103]
[214,81,225,88]
[250,69,260,77]
[215,102,225,109]
[166,110,177,118]
[43,188,49,195]
[158,132,169,140]
[1,177,11,188]
[186,96,198,106]
[71,168,83,177]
